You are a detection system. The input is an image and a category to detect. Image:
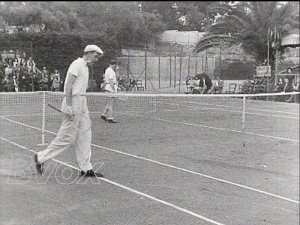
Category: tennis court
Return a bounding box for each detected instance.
[1,91,299,225]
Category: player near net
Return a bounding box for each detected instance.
[101,59,118,123]
[34,44,105,177]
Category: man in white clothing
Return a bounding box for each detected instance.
[34,44,104,177]
[101,60,118,123]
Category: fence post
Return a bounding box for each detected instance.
[242,95,246,147]
[158,52,161,89]
[174,52,177,88]
[179,53,182,93]
[144,45,147,90]
[188,54,190,77]
[169,47,172,87]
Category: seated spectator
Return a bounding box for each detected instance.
[253,77,260,85]
[208,76,224,94]
[5,64,13,77]
[2,75,14,92]
[117,76,127,91]
[286,77,299,103]
[192,75,201,94]
[185,76,195,94]
[275,77,285,92]
[283,77,293,93]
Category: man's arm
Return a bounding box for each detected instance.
[64,72,76,108]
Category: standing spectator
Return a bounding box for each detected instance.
[33,44,104,177]
[19,75,27,92]
[48,69,59,91]
[26,56,36,74]
[39,67,49,91]
[41,67,49,81]
[51,73,61,92]
[199,73,213,94]
[101,60,118,123]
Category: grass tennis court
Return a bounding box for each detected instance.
[1,91,299,225]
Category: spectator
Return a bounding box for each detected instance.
[283,77,293,93]
[275,77,285,92]
[286,67,293,74]
[208,76,224,94]
[2,75,14,92]
[185,76,195,94]
[48,69,59,90]
[41,67,49,81]
[19,75,27,92]
[5,64,13,77]
[198,73,212,94]
[286,77,299,103]
[51,73,61,92]
[27,56,36,74]
[39,67,49,91]
[192,75,201,94]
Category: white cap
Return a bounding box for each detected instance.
[84,45,103,54]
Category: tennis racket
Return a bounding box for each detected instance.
[116,93,128,102]
[106,91,128,102]
[48,103,91,132]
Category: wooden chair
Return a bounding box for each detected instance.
[225,83,237,94]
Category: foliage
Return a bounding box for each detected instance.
[0,32,119,79]
[195,2,299,69]
[213,60,255,80]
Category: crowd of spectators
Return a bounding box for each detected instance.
[0,50,63,92]
[184,68,299,103]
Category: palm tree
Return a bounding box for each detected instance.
[194,1,299,68]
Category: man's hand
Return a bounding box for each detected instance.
[65,106,74,116]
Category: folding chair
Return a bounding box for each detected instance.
[136,80,144,91]
[225,83,237,94]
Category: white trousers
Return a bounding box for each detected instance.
[103,84,115,119]
[37,96,93,172]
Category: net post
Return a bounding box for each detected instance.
[242,95,246,146]
[38,91,48,146]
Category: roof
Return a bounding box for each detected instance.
[281,34,300,47]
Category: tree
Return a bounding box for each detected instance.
[194,1,299,68]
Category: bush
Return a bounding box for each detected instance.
[0,32,120,81]
[213,60,255,80]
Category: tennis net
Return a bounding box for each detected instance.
[1,91,299,145]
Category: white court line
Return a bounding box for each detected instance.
[1,115,299,203]
[0,137,225,225]
[163,101,299,119]
[180,99,299,116]
[92,144,299,204]
[2,109,298,144]
[118,111,299,143]
[1,135,298,205]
